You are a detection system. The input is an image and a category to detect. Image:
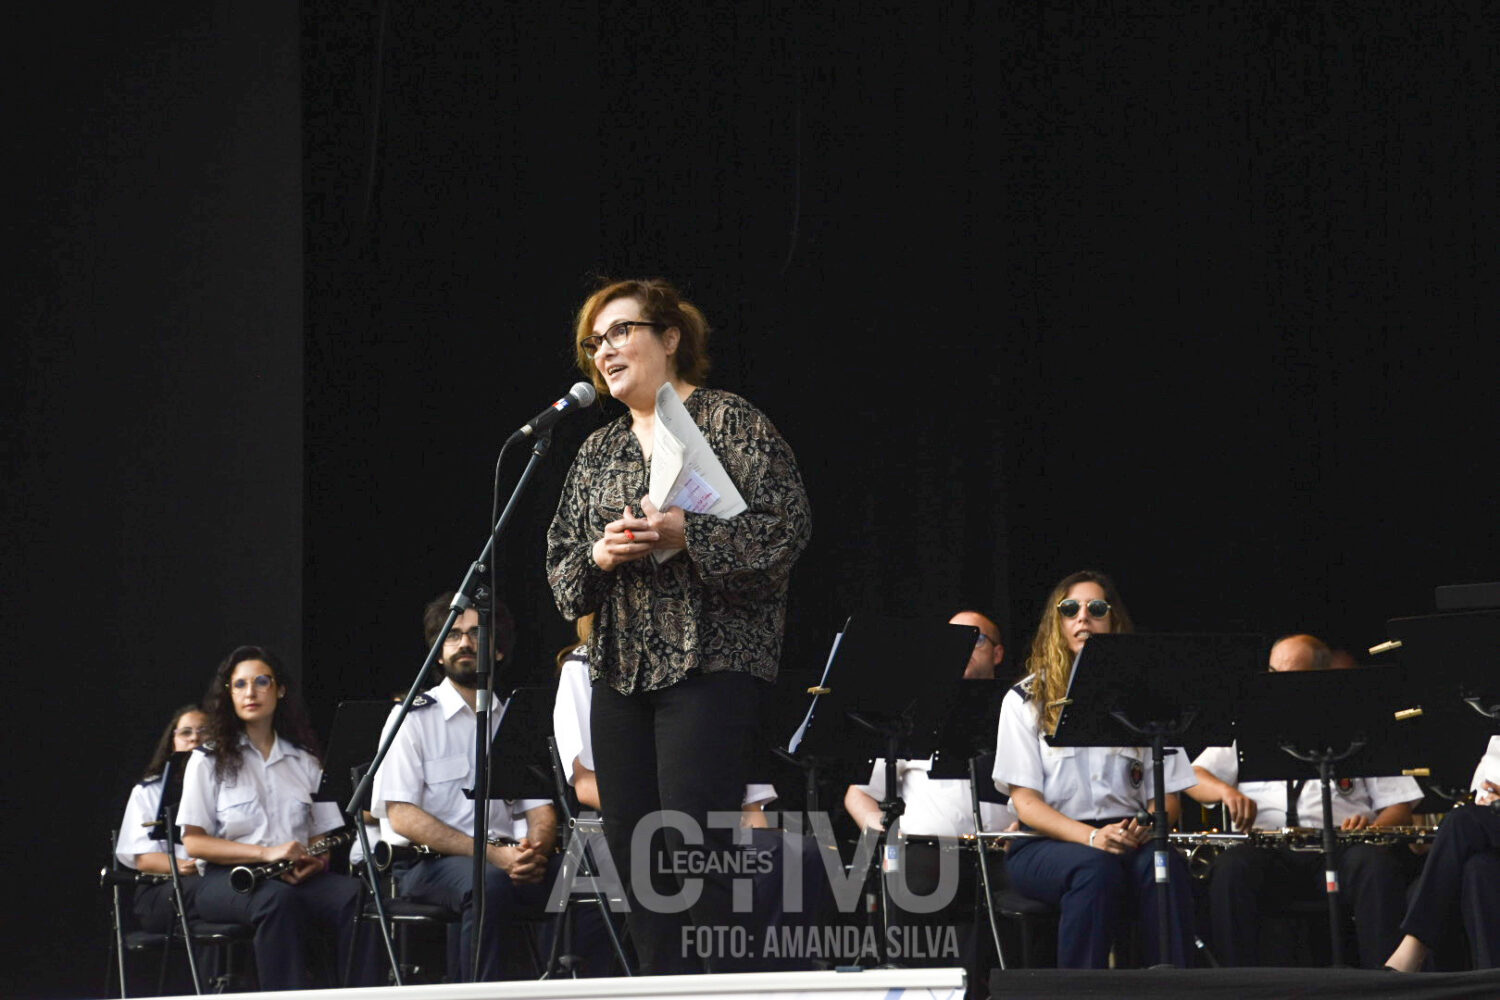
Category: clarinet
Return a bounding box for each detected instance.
[99,867,173,887]
[228,827,356,894]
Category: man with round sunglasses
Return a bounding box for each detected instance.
[1186,634,1422,968]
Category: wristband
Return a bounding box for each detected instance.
[1088,828,1099,848]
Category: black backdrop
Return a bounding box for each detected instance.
[6,2,1497,996]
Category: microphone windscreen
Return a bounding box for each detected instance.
[569,382,598,407]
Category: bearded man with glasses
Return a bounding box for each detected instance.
[369,591,560,981]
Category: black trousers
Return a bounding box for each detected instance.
[1208,842,1415,968]
[195,864,373,990]
[1401,805,1500,968]
[590,671,758,974]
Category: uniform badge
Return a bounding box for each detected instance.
[1129,759,1144,788]
[1336,777,1355,796]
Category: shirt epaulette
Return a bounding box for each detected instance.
[411,693,438,710]
[1011,676,1035,702]
[193,744,214,755]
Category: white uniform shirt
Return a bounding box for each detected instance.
[1192,743,1423,829]
[552,653,776,808]
[115,776,191,869]
[372,677,550,846]
[994,682,1193,820]
[177,735,342,847]
[854,758,1015,837]
[1470,735,1500,793]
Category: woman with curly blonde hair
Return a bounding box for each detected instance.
[993,570,1197,968]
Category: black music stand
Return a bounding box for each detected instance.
[147,750,201,994]
[319,700,404,984]
[1386,609,1500,721]
[1384,607,1500,808]
[1051,632,1261,968]
[927,680,1003,780]
[471,686,557,803]
[790,617,977,962]
[1234,664,1416,967]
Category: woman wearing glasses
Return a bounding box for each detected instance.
[993,570,1197,967]
[179,646,371,990]
[546,278,811,973]
[114,705,209,933]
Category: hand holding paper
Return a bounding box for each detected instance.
[638,497,686,552]
[647,383,746,563]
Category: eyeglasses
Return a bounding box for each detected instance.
[174,726,209,739]
[1057,598,1111,620]
[229,674,275,691]
[444,627,481,646]
[580,320,663,358]
[973,632,998,648]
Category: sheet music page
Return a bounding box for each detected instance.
[647,382,747,563]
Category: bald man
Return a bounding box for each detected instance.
[1268,633,1331,673]
[1187,633,1422,967]
[843,609,1013,986]
[950,610,1005,680]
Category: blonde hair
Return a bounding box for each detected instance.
[554,613,595,675]
[571,278,711,396]
[1025,570,1135,734]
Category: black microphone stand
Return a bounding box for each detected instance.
[342,430,556,983]
[472,429,554,980]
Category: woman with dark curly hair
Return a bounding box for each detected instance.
[178,645,371,990]
[547,278,811,973]
[113,704,208,932]
[993,570,1197,968]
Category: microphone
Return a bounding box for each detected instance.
[508,382,598,443]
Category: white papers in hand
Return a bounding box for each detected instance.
[647,383,746,563]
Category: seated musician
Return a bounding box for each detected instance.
[179,646,375,990]
[1186,633,1422,969]
[371,592,559,982]
[555,615,824,970]
[843,610,1014,985]
[1386,735,1500,971]
[114,705,208,933]
[994,571,1198,968]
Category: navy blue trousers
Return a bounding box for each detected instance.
[195,865,373,990]
[1401,805,1500,968]
[398,852,558,981]
[1005,837,1195,968]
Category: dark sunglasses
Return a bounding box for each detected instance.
[1057,598,1111,619]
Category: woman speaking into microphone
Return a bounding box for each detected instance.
[547,279,811,974]
[179,646,372,990]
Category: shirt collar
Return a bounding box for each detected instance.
[236,730,293,765]
[435,677,472,720]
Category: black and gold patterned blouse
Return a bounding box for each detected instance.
[546,388,812,695]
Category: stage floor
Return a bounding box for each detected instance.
[990,965,1500,999]
[147,967,965,1000]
